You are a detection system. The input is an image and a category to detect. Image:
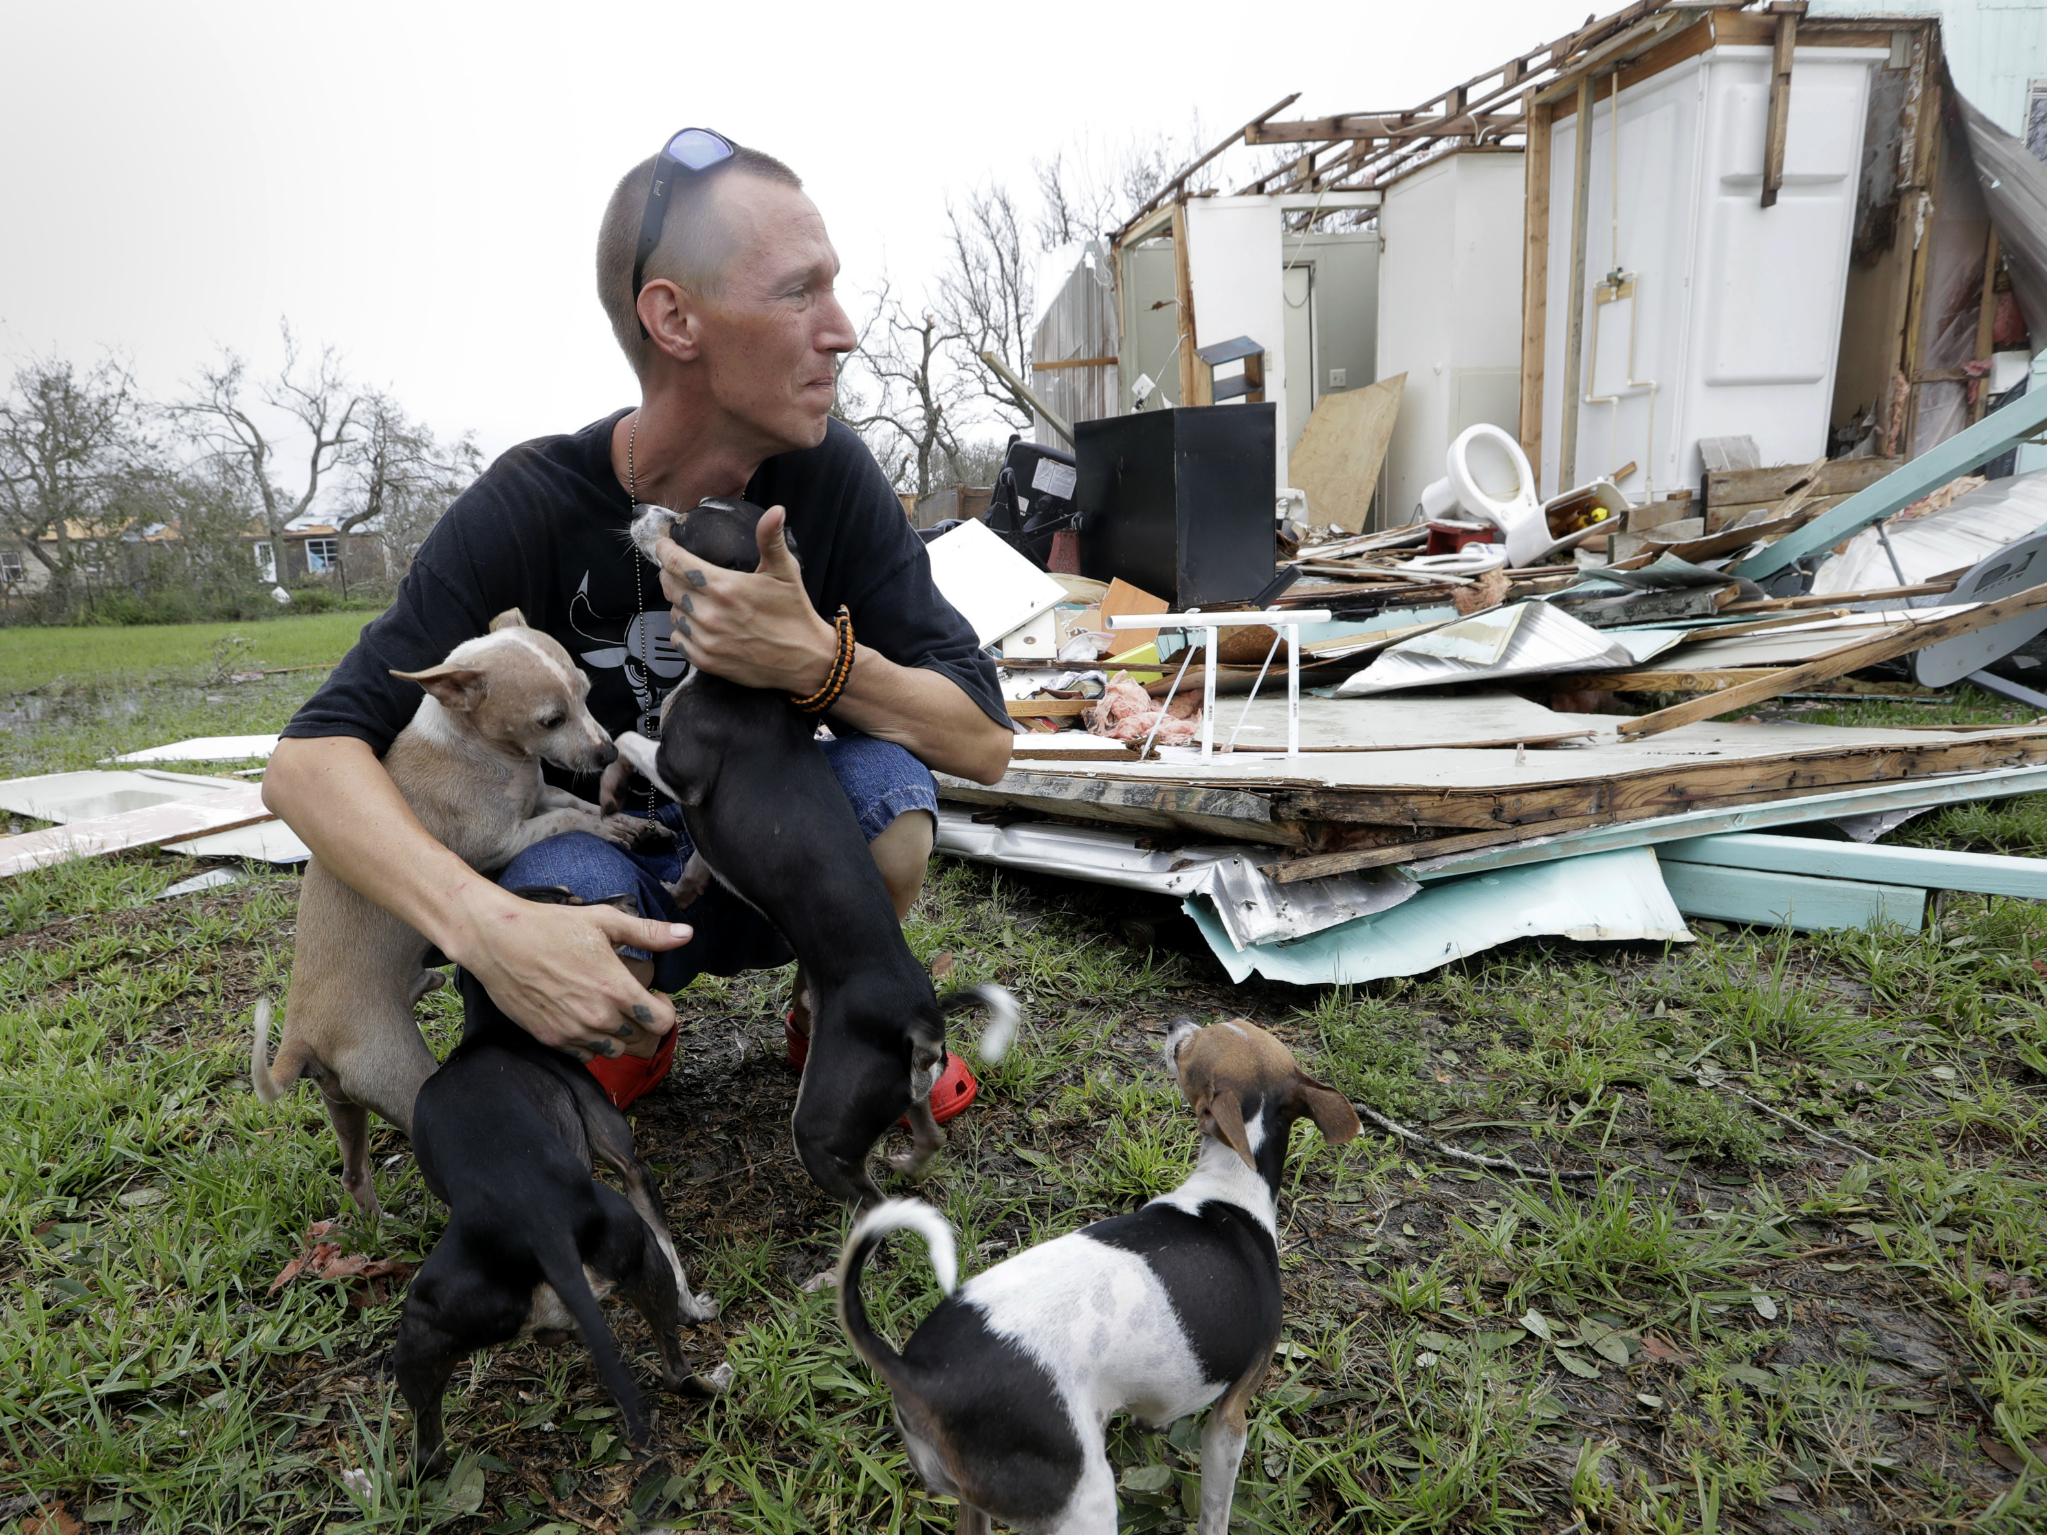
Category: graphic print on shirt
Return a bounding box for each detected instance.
[568,571,686,735]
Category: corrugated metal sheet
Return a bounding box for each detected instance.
[1029,248,1120,439]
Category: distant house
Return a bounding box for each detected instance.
[276,523,395,584]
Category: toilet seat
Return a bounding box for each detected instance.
[1418,424,1549,566]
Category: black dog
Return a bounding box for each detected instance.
[393,900,729,1474]
[612,496,1015,1204]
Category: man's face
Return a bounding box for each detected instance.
[692,176,856,453]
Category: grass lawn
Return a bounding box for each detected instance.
[1,625,2043,1533]
[0,613,374,693]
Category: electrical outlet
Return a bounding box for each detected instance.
[1328,367,1347,388]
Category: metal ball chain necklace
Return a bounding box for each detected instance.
[626,411,657,813]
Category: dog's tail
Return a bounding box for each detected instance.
[940,983,1019,1063]
[533,1235,648,1446]
[250,997,312,1103]
[836,1198,958,1387]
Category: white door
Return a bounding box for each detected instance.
[1282,263,1316,452]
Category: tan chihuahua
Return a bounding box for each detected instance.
[252,608,664,1218]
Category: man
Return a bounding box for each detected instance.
[263,130,1013,1100]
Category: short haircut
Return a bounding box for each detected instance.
[595,141,803,376]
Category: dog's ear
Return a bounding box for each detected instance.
[488,608,528,632]
[1200,1088,1258,1171]
[391,663,487,712]
[1294,1071,1362,1145]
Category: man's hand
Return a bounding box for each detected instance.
[448,888,692,1061]
[655,504,835,693]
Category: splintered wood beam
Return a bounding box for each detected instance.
[1520,97,1554,467]
[1557,75,1596,488]
[1617,584,2048,738]
[1246,111,1521,145]
[1117,93,1300,239]
[1761,6,1799,207]
[1170,201,1203,407]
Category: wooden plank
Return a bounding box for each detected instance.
[0,796,274,878]
[1898,66,1945,451]
[1030,355,1117,372]
[1262,762,2045,883]
[1271,729,2048,830]
[1116,93,1300,238]
[1547,12,1719,120]
[1169,200,1205,407]
[1287,374,1404,533]
[1557,76,1596,489]
[1556,666,1946,697]
[1970,226,2002,424]
[1705,492,1847,533]
[1760,8,1799,208]
[1703,456,1901,508]
[1005,698,1094,718]
[1618,583,2047,737]
[1660,831,2047,899]
[1721,579,1957,613]
[1520,97,1553,470]
[1660,860,1926,932]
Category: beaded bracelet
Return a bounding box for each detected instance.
[791,605,855,714]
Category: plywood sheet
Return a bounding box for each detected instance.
[1288,373,1404,533]
[0,792,273,877]
[1220,693,1600,753]
[943,720,2045,793]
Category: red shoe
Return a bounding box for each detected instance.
[585,1025,677,1111]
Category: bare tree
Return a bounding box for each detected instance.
[0,355,148,611]
[335,390,481,577]
[935,185,1035,429]
[335,393,481,581]
[170,319,363,545]
[838,281,975,501]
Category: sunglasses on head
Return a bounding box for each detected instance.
[631,126,736,336]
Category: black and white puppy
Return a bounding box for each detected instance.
[393,896,730,1475]
[610,496,1014,1204]
[836,1018,1361,1534]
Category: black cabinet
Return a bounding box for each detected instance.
[1075,405,1276,608]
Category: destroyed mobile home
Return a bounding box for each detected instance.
[919,0,2048,982]
[4,0,2042,999]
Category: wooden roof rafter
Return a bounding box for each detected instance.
[1110,92,1302,246]
[1231,0,1696,198]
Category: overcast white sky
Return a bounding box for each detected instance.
[2,0,1596,473]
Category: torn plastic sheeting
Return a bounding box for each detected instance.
[1186,847,1690,987]
[933,808,1417,950]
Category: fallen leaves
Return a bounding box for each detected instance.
[268,1220,413,1307]
[22,1502,82,1535]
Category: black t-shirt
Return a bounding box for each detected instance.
[284,411,1006,769]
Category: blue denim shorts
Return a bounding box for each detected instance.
[497,731,937,990]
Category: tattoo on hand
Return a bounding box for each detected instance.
[600,1039,622,1058]
[677,592,694,615]
[684,569,708,590]
[677,616,693,638]
[615,1021,637,1041]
